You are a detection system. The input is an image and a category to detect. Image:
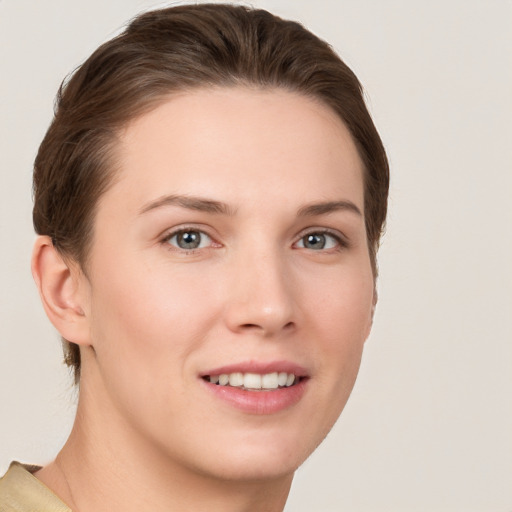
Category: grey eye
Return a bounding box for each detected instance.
[304,234,326,249]
[168,230,212,250]
[296,232,339,250]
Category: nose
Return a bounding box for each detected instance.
[223,248,296,337]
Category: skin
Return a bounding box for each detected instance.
[32,87,375,512]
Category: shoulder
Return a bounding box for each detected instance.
[0,462,71,512]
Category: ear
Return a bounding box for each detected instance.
[31,236,91,346]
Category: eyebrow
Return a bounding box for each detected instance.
[139,194,362,218]
[139,194,236,216]
[297,200,362,217]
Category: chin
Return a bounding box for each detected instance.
[166,422,328,484]
[193,450,304,483]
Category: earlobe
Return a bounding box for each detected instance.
[31,236,90,345]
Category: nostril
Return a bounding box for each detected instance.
[240,321,294,332]
[241,323,260,329]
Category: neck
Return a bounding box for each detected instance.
[36,381,293,512]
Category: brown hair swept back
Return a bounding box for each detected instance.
[33,3,389,383]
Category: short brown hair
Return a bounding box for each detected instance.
[33,3,389,382]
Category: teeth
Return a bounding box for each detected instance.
[278,372,288,386]
[229,372,244,387]
[244,373,262,389]
[208,372,298,389]
[261,372,278,389]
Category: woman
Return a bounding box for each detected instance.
[0,3,388,511]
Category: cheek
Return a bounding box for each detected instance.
[304,262,374,410]
[304,257,374,345]
[87,261,219,385]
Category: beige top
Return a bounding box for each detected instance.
[0,462,71,512]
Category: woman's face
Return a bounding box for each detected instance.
[78,87,374,481]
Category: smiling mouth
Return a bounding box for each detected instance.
[203,372,301,390]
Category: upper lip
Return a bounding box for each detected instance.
[200,360,308,377]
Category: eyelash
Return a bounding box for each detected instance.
[294,229,348,252]
[161,226,219,254]
[160,227,348,254]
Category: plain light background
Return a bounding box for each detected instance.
[1,1,511,511]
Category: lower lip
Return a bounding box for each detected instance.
[202,378,308,415]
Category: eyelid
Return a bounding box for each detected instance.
[158,224,349,253]
[160,225,221,252]
[293,227,349,250]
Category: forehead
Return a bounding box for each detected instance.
[106,87,364,214]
